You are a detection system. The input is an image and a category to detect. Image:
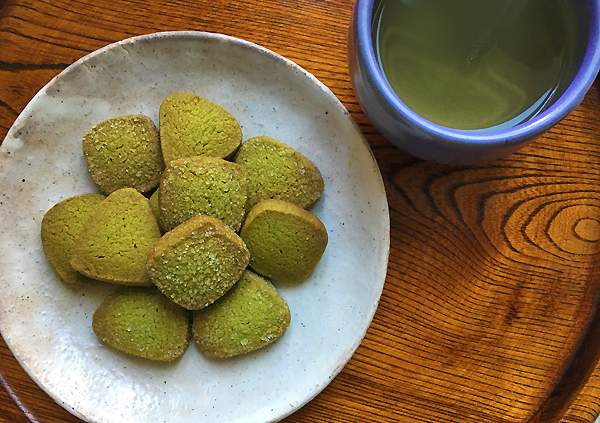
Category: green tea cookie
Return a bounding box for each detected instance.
[235,136,324,208]
[82,115,164,194]
[71,188,161,285]
[159,156,248,232]
[240,199,328,283]
[41,194,105,284]
[149,189,160,220]
[147,216,250,310]
[159,91,242,163]
[193,270,291,358]
[93,288,190,362]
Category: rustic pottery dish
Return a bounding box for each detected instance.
[0,31,389,423]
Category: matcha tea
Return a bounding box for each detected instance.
[374,0,582,130]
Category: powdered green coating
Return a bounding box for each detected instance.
[82,115,164,194]
[71,188,161,285]
[159,92,242,163]
[159,156,248,232]
[147,216,250,310]
[41,194,105,284]
[93,288,190,362]
[240,199,328,283]
[149,189,160,220]
[193,271,290,358]
[235,136,324,209]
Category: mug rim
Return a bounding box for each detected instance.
[355,0,600,146]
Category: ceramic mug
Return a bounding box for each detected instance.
[349,0,600,164]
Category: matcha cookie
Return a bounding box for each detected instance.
[147,216,250,310]
[71,188,161,285]
[83,115,164,194]
[240,199,327,283]
[159,92,242,163]
[93,288,190,362]
[159,156,248,232]
[193,270,291,358]
[149,189,160,220]
[41,194,105,284]
[235,136,324,208]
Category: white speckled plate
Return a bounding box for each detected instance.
[0,32,389,423]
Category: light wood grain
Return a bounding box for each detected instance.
[1,0,600,422]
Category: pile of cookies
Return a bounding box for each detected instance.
[41,92,327,361]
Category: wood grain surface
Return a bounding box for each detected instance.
[1,0,600,422]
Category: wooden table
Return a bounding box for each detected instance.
[2,1,600,422]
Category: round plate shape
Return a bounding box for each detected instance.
[0,32,389,423]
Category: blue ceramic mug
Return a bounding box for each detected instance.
[349,0,600,164]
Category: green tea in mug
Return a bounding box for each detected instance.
[373,0,583,130]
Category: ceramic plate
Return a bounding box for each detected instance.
[0,32,389,423]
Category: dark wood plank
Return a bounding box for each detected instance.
[1,0,600,422]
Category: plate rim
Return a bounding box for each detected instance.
[0,30,390,423]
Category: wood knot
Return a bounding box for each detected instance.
[546,205,600,256]
[573,218,600,242]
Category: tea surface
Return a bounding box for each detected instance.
[374,0,582,130]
